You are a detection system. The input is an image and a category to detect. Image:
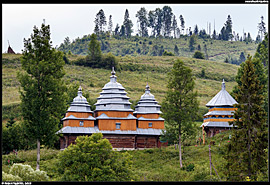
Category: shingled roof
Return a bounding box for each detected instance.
[94,67,133,112]
[205,79,238,107]
[133,83,162,114]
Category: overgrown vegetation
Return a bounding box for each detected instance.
[4,131,264,181]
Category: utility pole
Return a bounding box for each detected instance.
[202,125,205,145]
[209,144,212,176]
[209,144,221,180]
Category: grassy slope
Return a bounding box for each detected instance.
[59,35,258,63]
[2,53,238,107]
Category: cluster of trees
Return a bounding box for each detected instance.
[73,33,119,70]
[161,33,268,181]
[92,6,266,43]
[225,34,268,181]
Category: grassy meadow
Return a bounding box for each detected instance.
[2,53,238,122]
[2,130,232,181]
[58,34,258,64]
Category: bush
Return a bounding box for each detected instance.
[56,133,133,181]
[185,163,195,172]
[9,163,49,181]
[2,154,25,165]
[2,171,22,181]
[2,121,35,154]
[162,50,174,56]
[193,51,205,59]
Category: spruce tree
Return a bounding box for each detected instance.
[136,7,149,37]
[123,9,133,38]
[225,56,268,181]
[17,23,67,170]
[87,33,102,63]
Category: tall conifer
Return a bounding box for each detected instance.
[225,56,268,181]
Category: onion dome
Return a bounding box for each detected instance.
[205,79,238,107]
[67,86,93,113]
[133,83,162,114]
[95,67,133,112]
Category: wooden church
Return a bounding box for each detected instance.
[57,68,166,150]
[200,79,238,137]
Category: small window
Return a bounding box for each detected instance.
[79,121,84,126]
[116,122,121,129]
[148,122,153,128]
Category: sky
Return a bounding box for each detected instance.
[2,3,268,53]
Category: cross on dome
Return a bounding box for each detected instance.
[145,82,150,94]
[222,79,225,90]
[111,67,116,76]
[78,86,83,96]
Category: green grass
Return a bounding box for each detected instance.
[2,54,238,123]
[58,35,258,64]
[2,131,232,181]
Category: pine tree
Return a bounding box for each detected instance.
[188,34,196,52]
[172,15,178,38]
[162,59,199,168]
[258,16,266,41]
[194,24,199,35]
[162,6,173,37]
[123,9,133,38]
[225,56,268,181]
[136,7,149,37]
[108,15,113,35]
[179,15,185,35]
[94,9,107,35]
[225,15,233,40]
[174,45,179,56]
[155,8,163,37]
[148,10,156,37]
[17,23,67,170]
[87,33,102,63]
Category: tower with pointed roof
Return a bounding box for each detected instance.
[60,86,95,148]
[134,83,164,130]
[94,67,137,131]
[200,79,238,137]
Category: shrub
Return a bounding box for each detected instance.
[56,133,133,181]
[162,50,174,56]
[185,163,195,172]
[2,171,22,181]
[9,163,49,181]
[2,154,25,165]
[193,51,205,59]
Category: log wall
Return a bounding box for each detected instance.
[63,120,94,127]
[135,113,160,119]
[95,111,133,118]
[138,120,165,129]
[98,119,137,131]
[59,134,165,150]
[66,112,93,118]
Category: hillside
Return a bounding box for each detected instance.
[2,53,238,122]
[57,35,258,64]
